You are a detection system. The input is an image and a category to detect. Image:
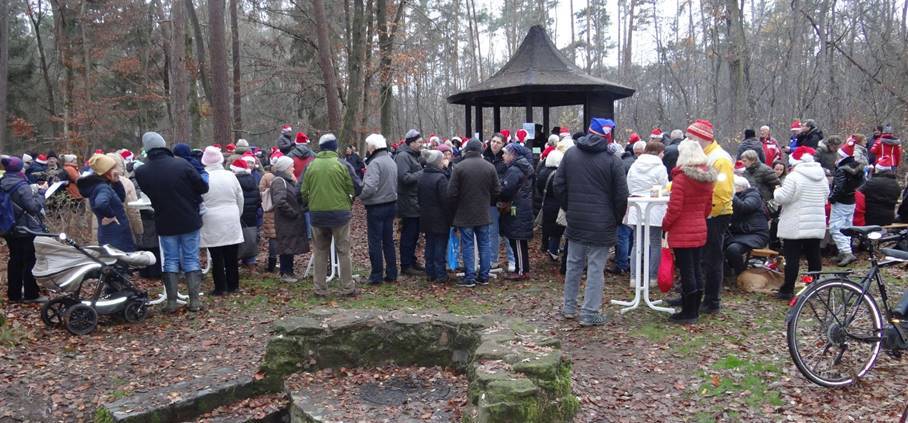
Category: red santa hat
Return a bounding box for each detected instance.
[649,128,663,139]
[35,154,48,165]
[94,149,104,155]
[734,160,746,173]
[281,125,293,135]
[120,149,134,162]
[875,155,895,172]
[838,139,855,158]
[790,120,801,131]
[629,133,641,144]
[790,146,816,166]
[229,158,250,173]
[516,129,528,143]
[225,143,236,153]
[295,132,309,144]
[270,150,284,160]
[559,127,571,137]
[499,129,510,142]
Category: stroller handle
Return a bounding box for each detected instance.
[20,227,64,239]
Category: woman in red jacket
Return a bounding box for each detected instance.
[662,140,717,323]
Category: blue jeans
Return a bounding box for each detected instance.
[460,225,491,282]
[366,202,398,282]
[547,237,562,255]
[399,216,420,270]
[563,241,610,318]
[424,232,448,280]
[615,224,633,271]
[488,206,515,266]
[159,230,201,273]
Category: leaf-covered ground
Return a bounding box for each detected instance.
[1,204,907,421]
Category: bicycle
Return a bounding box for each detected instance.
[786,225,908,387]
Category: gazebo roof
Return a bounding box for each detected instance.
[447,25,635,107]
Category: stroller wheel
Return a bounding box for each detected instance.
[123,300,148,323]
[63,304,98,336]
[41,298,77,328]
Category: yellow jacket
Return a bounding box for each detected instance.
[704,142,734,216]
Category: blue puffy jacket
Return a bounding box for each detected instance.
[78,174,136,252]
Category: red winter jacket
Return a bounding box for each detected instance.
[853,190,866,226]
[761,137,783,165]
[662,165,717,248]
[870,134,902,168]
[292,155,314,180]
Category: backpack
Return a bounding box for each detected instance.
[0,180,26,235]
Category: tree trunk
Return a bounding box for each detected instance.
[27,1,59,138]
[186,0,212,104]
[359,0,375,150]
[170,0,191,142]
[229,0,243,138]
[725,0,748,133]
[377,0,406,137]
[0,0,9,150]
[623,0,636,74]
[208,0,232,144]
[311,0,341,132]
[340,0,366,147]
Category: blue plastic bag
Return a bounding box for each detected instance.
[447,228,460,271]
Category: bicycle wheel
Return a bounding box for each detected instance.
[787,278,882,387]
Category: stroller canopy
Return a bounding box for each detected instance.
[32,237,115,278]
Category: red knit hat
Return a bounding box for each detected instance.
[650,128,663,139]
[629,133,641,144]
[687,119,714,142]
[229,158,249,173]
[225,143,236,153]
[516,129,528,143]
[295,132,309,144]
[790,120,801,131]
[838,139,855,158]
[500,129,510,141]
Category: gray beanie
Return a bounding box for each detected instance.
[421,149,443,166]
[404,129,421,144]
[464,139,483,153]
[142,132,166,152]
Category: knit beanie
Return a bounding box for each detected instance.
[142,132,167,152]
[464,139,483,153]
[318,133,338,151]
[201,146,224,167]
[687,119,714,142]
[89,154,116,175]
[365,134,387,150]
[2,157,24,173]
[404,129,421,144]
[421,149,443,167]
[235,139,250,153]
[272,156,294,174]
[588,118,615,139]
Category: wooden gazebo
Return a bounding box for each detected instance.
[447,25,634,140]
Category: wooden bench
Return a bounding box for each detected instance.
[750,248,779,258]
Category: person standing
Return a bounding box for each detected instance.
[447,139,500,287]
[484,133,515,271]
[537,139,573,261]
[300,134,363,297]
[736,129,766,163]
[624,141,669,283]
[134,132,209,312]
[688,119,734,314]
[870,131,902,170]
[610,140,646,275]
[395,129,425,276]
[860,156,902,226]
[774,147,829,300]
[662,129,685,178]
[417,150,451,283]
[796,119,824,149]
[759,126,784,165]
[498,143,535,280]
[828,141,865,266]
[269,156,309,282]
[661,140,716,323]
[77,154,136,252]
[231,158,262,274]
[2,157,47,303]
[359,134,399,285]
[61,154,83,201]
[343,145,366,180]
[554,118,629,327]
[199,147,245,296]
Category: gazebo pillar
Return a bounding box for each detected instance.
[465,104,472,138]
[542,106,550,140]
[582,99,591,135]
[475,106,484,140]
[525,105,533,123]
[493,106,501,133]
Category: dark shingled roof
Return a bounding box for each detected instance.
[447,25,635,107]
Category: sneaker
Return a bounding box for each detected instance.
[547,251,560,262]
[457,280,476,288]
[579,314,608,327]
[838,253,857,266]
[562,311,577,320]
[280,274,299,283]
[507,263,516,273]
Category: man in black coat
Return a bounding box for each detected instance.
[134,132,209,312]
[395,129,425,276]
[554,118,628,327]
[735,129,766,163]
[448,139,500,287]
[417,150,451,283]
[662,129,684,179]
[796,119,825,149]
[827,151,863,266]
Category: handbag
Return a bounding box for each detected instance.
[237,226,259,259]
[657,238,674,293]
[534,171,557,228]
[556,208,567,227]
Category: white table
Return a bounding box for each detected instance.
[611,196,675,314]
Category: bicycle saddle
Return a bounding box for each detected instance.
[840,226,883,237]
[881,248,908,261]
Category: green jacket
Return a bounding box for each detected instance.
[300,151,363,227]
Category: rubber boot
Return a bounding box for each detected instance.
[670,290,701,324]
[162,272,180,314]
[266,257,277,273]
[186,271,204,312]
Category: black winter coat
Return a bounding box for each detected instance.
[134,148,209,236]
[536,165,563,238]
[235,173,262,227]
[797,128,824,149]
[447,151,500,227]
[727,188,769,249]
[743,162,781,201]
[662,138,683,179]
[553,134,629,247]
[417,166,451,234]
[394,143,423,218]
[898,187,908,223]
[736,137,766,163]
[499,156,534,240]
[483,147,507,206]
[829,156,863,205]
[861,172,901,226]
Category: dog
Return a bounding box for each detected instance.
[736,256,784,293]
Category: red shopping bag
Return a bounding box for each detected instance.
[657,247,674,293]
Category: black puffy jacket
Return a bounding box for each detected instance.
[829,156,863,205]
[394,143,423,218]
[235,172,262,227]
[727,188,770,249]
[417,165,451,234]
[553,134,629,247]
[134,147,209,236]
[499,153,535,241]
[797,128,824,149]
[861,172,901,226]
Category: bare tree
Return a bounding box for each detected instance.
[170,0,191,142]
[0,0,9,151]
[312,0,341,132]
[377,0,406,136]
[340,0,366,147]
[208,0,232,143]
[229,0,243,138]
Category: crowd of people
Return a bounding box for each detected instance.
[2,117,908,326]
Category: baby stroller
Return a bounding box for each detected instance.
[27,229,156,335]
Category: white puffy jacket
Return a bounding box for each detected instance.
[773,162,829,240]
[200,167,245,248]
[623,154,669,227]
